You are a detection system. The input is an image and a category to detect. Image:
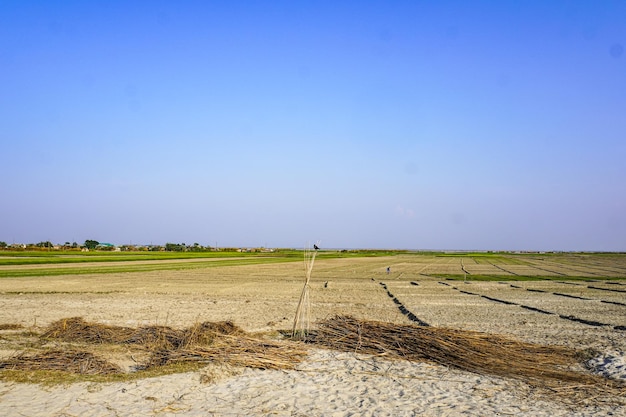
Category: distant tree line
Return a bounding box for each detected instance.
[0,240,93,250]
[164,242,212,252]
[0,241,79,250]
[0,240,271,253]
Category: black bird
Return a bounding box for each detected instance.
[314,244,320,250]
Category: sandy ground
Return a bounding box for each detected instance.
[1,255,625,416]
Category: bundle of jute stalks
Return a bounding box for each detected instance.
[309,315,625,399]
[1,317,307,375]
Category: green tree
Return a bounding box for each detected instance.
[165,242,186,252]
[189,242,204,252]
[84,240,99,250]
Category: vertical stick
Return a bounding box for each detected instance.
[292,244,317,339]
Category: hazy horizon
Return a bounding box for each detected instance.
[1,2,625,252]
[4,240,623,253]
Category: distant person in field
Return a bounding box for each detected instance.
[386,267,391,274]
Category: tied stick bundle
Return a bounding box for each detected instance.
[311,316,626,399]
[292,244,317,339]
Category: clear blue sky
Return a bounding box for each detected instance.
[1,1,625,251]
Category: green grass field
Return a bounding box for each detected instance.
[1,250,625,280]
[0,249,404,278]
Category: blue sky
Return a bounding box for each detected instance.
[1,1,625,251]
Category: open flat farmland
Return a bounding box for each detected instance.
[1,252,624,344]
[1,251,625,417]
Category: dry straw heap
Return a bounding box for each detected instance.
[2,316,625,405]
[2,350,122,375]
[310,315,626,402]
[0,317,307,375]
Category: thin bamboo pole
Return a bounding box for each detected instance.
[292,244,317,339]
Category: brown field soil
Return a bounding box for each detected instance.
[1,254,625,362]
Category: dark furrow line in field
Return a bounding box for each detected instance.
[488,262,519,276]
[440,285,519,306]
[503,283,626,307]
[556,315,609,327]
[557,280,625,286]
[601,300,626,307]
[533,260,607,277]
[480,295,517,305]
[522,263,568,276]
[588,285,626,294]
[572,264,626,277]
[519,305,554,315]
[555,259,626,276]
[552,292,592,301]
[377,281,430,326]
[535,256,626,278]
[437,282,625,331]
[460,260,471,275]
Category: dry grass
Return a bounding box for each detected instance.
[0,323,23,330]
[42,317,136,344]
[41,317,246,349]
[2,314,625,407]
[0,350,121,375]
[149,335,308,370]
[310,315,626,401]
[0,317,307,380]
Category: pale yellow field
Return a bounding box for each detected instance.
[1,254,624,354]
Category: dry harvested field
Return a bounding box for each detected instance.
[3,252,623,344]
[1,252,625,416]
